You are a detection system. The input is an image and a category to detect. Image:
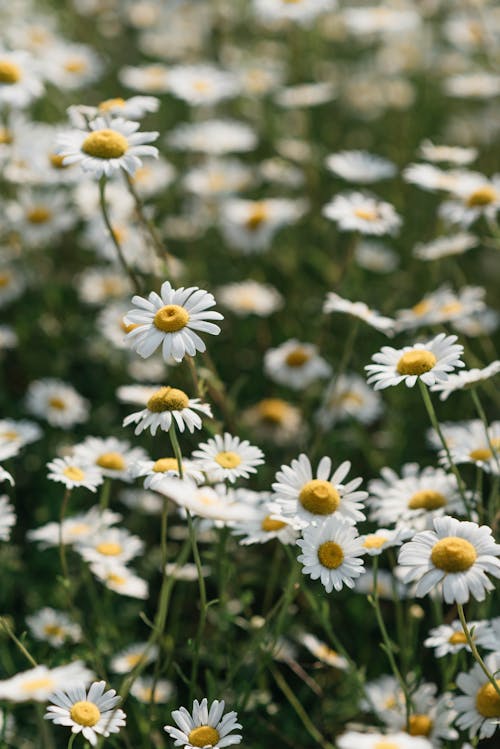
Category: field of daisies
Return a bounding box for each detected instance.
[1,1,500,748]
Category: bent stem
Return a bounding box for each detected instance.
[418,380,471,519]
[457,603,500,699]
[98,175,142,293]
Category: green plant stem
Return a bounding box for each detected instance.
[0,618,37,667]
[98,176,141,292]
[168,423,184,479]
[470,388,500,473]
[123,171,170,266]
[59,488,71,584]
[67,734,76,749]
[418,380,471,519]
[457,603,500,699]
[99,478,112,511]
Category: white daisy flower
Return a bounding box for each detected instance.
[0,325,18,350]
[395,285,485,332]
[275,81,336,108]
[264,339,331,390]
[77,266,131,307]
[326,150,396,183]
[445,72,500,99]
[323,292,395,335]
[323,192,402,236]
[124,281,223,362]
[167,64,240,106]
[72,95,160,122]
[418,141,477,166]
[56,116,159,178]
[76,527,144,565]
[413,233,479,261]
[454,308,499,338]
[0,662,93,702]
[192,433,264,484]
[362,674,405,721]
[253,0,336,25]
[164,562,211,582]
[47,457,104,493]
[355,569,408,601]
[119,63,170,94]
[0,419,42,447]
[0,50,44,108]
[342,7,420,35]
[437,419,500,475]
[158,478,258,523]
[475,616,500,652]
[6,188,76,247]
[337,732,433,749]
[216,280,283,317]
[168,119,257,155]
[110,643,158,674]
[119,488,163,515]
[164,697,242,748]
[424,619,485,658]
[296,516,365,592]
[316,374,383,429]
[26,378,89,428]
[397,516,500,604]
[0,441,20,462]
[44,680,125,746]
[28,508,121,548]
[231,496,298,546]
[0,265,26,308]
[360,527,412,556]
[116,384,159,406]
[355,240,399,273]
[89,560,148,599]
[241,398,303,446]
[439,173,500,227]
[430,361,500,401]
[72,436,148,481]
[184,158,253,198]
[26,607,82,648]
[219,197,306,253]
[382,682,459,744]
[130,676,174,704]
[0,495,16,541]
[271,454,367,527]
[43,42,102,91]
[365,333,464,390]
[132,455,204,488]
[454,652,500,739]
[298,633,349,670]
[123,386,212,436]
[403,164,470,193]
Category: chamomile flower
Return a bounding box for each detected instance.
[298,633,349,669]
[44,680,126,746]
[47,457,103,493]
[82,95,160,121]
[76,527,144,565]
[6,188,76,247]
[360,527,412,556]
[241,398,303,445]
[475,617,500,652]
[337,732,433,749]
[0,419,41,447]
[184,158,253,198]
[0,50,44,108]
[264,339,331,390]
[323,292,395,335]
[26,608,82,648]
[365,333,464,390]
[44,42,102,90]
[192,433,264,483]
[430,362,500,401]
[0,495,15,541]
[453,652,500,739]
[123,386,212,436]
[297,516,365,592]
[413,234,479,261]
[0,662,93,702]
[316,374,383,429]
[28,508,121,548]
[26,378,89,428]
[119,63,170,93]
[323,192,402,236]
[271,454,367,527]
[56,116,159,178]
[73,436,147,481]
[440,174,500,227]
[110,643,158,674]
[424,620,484,658]
[125,281,223,362]
[90,561,148,599]
[418,141,477,166]
[0,265,26,308]
[216,281,283,317]
[275,81,336,108]
[437,419,500,475]
[231,498,298,546]
[395,285,485,331]
[385,682,459,743]
[253,0,336,25]
[219,197,306,253]
[355,240,399,273]
[326,150,396,183]
[168,119,257,155]
[167,64,240,106]
[132,455,204,489]
[397,516,500,604]
[157,478,258,523]
[164,697,242,748]
[131,676,174,704]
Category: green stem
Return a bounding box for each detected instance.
[99,478,112,511]
[98,176,141,292]
[59,488,71,584]
[67,734,76,749]
[457,603,500,699]
[187,510,208,701]
[123,171,170,265]
[0,618,37,667]
[168,423,184,479]
[471,388,500,474]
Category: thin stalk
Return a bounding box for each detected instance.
[99,478,112,511]
[123,171,170,266]
[67,734,76,749]
[98,176,141,292]
[470,388,500,473]
[457,603,500,699]
[0,618,37,667]
[59,488,71,584]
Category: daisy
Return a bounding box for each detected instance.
[454,652,500,739]
[44,42,102,90]
[337,731,433,749]
[47,457,104,493]
[164,697,242,748]
[0,265,26,308]
[323,292,395,335]
[28,508,121,548]
[403,164,470,193]
[231,497,298,546]
[76,527,144,565]
[365,333,464,390]
[26,608,82,648]
[342,7,420,35]
[167,64,240,106]
[253,0,336,25]
[475,616,500,652]
[56,116,159,178]
[271,454,367,527]
[0,662,93,702]
[316,374,383,429]
[0,50,44,108]
[445,72,500,99]
[219,197,306,253]
[454,308,499,338]
[130,676,174,704]
[363,674,405,722]
[184,158,253,198]
[0,495,16,541]
[90,560,148,599]
[430,361,500,401]
[275,81,336,108]
[259,157,304,188]
[360,527,412,556]
[119,63,170,94]
[0,419,41,447]
[119,488,163,515]
[216,281,283,317]
[323,192,402,236]
[355,569,408,600]
[75,95,160,121]
[192,433,264,483]
[440,173,500,227]
[124,281,223,362]
[438,419,500,475]
[116,384,160,406]
[383,682,459,744]
[26,378,89,428]
[44,680,125,746]
[123,386,212,436]
[110,643,158,674]
[413,233,478,261]
[424,620,485,658]
[418,141,477,166]
[397,516,500,604]
[296,516,365,592]
[354,240,399,274]
[6,188,76,247]
[129,157,176,198]
[164,562,211,581]
[395,285,485,331]
[158,479,258,523]
[241,398,303,445]
[168,119,257,155]
[72,436,148,481]
[264,339,331,390]
[132,455,204,488]
[326,150,396,183]
[298,633,349,669]
[0,325,18,351]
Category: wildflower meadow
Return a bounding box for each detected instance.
[1,1,500,748]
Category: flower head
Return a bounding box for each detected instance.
[164,697,242,748]
[123,386,212,436]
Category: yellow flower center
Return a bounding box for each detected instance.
[363,535,388,550]
[48,396,66,410]
[0,127,13,144]
[261,515,287,532]
[126,653,143,667]
[98,97,126,112]
[27,206,52,224]
[408,714,433,736]
[440,301,462,316]
[43,624,64,637]
[188,726,220,747]
[153,304,190,333]
[121,320,141,334]
[215,451,242,469]
[96,452,126,471]
[354,207,378,221]
[285,348,310,367]
[430,536,477,572]
[412,299,431,317]
[374,743,399,749]
[0,60,22,84]
[448,631,468,645]
[317,541,344,569]
[63,466,85,482]
[21,676,54,693]
[153,457,180,472]
[1,430,18,440]
[49,152,69,169]
[82,129,129,159]
[245,202,269,231]
[147,386,189,413]
[193,80,210,92]
[467,185,497,207]
[469,447,492,461]
[107,572,126,585]
[70,700,101,727]
[0,272,11,287]
[64,58,87,73]
[396,349,437,376]
[96,542,123,556]
[408,490,446,511]
[69,523,90,536]
[299,479,340,515]
[475,681,500,717]
[257,398,288,424]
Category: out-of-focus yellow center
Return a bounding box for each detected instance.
[49,153,69,169]
[261,515,287,532]
[257,398,288,424]
[396,349,437,376]
[82,129,128,159]
[97,452,126,471]
[43,624,64,637]
[98,97,126,112]
[0,128,13,144]
[64,58,87,73]
[27,207,52,224]
[408,490,446,511]
[215,451,241,469]
[354,207,378,221]
[469,447,492,461]
[245,202,269,231]
[448,631,467,645]
[21,676,54,693]
[96,542,123,556]
[363,535,388,550]
[299,479,339,515]
[285,348,310,367]
[408,714,433,736]
[153,457,179,473]
[0,60,21,84]
[431,536,477,572]
[63,466,85,482]
[467,185,497,207]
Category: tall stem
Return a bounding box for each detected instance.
[123,171,170,268]
[457,603,500,699]
[98,176,141,293]
[59,488,71,584]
